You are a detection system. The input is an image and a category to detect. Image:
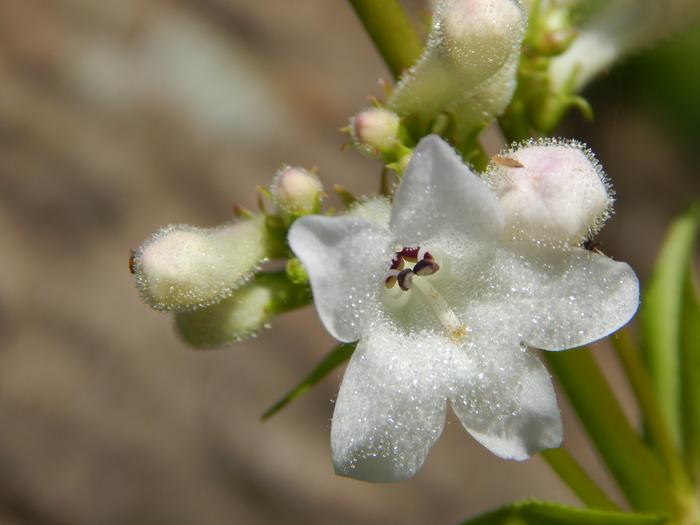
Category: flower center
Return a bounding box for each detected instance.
[384,246,468,341]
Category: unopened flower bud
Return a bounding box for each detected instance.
[271,166,323,217]
[484,139,613,245]
[175,272,311,347]
[345,196,392,228]
[133,217,271,311]
[389,0,526,136]
[351,108,402,158]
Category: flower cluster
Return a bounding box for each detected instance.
[289,136,638,481]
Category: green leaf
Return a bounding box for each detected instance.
[459,500,668,525]
[261,342,356,420]
[681,266,700,481]
[640,204,700,449]
[544,350,681,514]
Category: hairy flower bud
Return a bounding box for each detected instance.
[271,166,323,218]
[388,0,526,136]
[175,272,310,347]
[133,217,271,311]
[484,139,613,245]
[351,108,402,158]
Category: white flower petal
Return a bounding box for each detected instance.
[331,324,451,482]
[495,244,639,351]
[451,346,562,460]
[288,215,391,342]
[390,136,503,252]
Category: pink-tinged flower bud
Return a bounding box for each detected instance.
[133,217,270,311]
[389,0,526,135]
[351,107,402,158]
[271,166,323,217]
[484,139,613,245]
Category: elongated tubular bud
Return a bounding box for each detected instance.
[388,0,526,134]
[175,271,311,347]
[133,216,273,311]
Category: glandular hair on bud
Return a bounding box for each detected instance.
[484,139,613,246]
[271,166,323,217]
[133,216,270,311]
[351,108,401,158]
[388,0,526,135]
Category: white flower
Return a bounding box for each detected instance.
[289,136,638,482]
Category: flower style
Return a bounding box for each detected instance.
[288,136,638,482]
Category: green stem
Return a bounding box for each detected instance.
[611,329,690,491]
[347,0,423,80]
[541,448,619,511]
[544,349,682,516]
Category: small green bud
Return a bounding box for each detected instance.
[351,108,402,158]
[286,257,309,284]
[271,166,323,219]
[175,272,311,347]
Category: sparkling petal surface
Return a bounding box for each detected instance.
[331,323,451,482]
[492,244,639,351]
[288,215,391,342]
[451,344,561,460]
[389,135,504,253]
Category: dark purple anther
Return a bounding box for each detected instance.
[413,259,440,276]
[397,269,414,291]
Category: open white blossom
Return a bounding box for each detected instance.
[289,136,638,482]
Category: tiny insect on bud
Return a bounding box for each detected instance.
[271,166,323,218]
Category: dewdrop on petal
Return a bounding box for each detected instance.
[351,107,402,158]
[388,0,526,133]
[133,216,270,311]
[484,139,613,245]
[271,166,323,217]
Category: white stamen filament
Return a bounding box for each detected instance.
[412,277,468,341]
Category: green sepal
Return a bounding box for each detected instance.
[681,259,700,481]
[459,500,668,525]
[640,204,700,449]
[261,342,356,420]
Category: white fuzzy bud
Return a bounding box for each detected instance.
[175,280,273,346]
[175,272,309,347]
[484,139,613,245]
[133,217,269,311]
[388,0,526,134]
[351,108,402,158]
[345,196,392,228]
[271,166,323,217]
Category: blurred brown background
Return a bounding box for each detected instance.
[0,1,698,524]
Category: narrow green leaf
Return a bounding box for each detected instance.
[261,342,356,420]
[540,448,618,511]
[459,500,668,525]
[610,330,688,490]
[640,204,700,448]
[545,349,681,514]
[681,268,700,481]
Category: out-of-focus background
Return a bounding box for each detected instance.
[0,1,698,523]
